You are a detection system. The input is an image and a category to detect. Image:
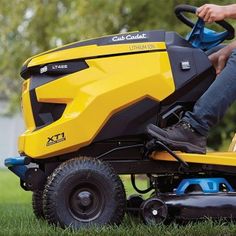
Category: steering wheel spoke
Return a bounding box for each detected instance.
[175,4,235,50]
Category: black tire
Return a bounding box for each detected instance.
[127,194,144,217]
[43,157,126,229]
[32,190,45,219]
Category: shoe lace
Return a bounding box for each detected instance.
[165,121,194,132]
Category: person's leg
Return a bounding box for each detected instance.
[147,49,236,154]
[183,48,236,136]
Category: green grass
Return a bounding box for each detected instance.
[1,170,236,235]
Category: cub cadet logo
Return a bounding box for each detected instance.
[112,33,147,42]
[47,132,66,146]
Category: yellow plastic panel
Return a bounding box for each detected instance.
[152,151,236,166]
[21,80,35,131]
[19,51,174,158]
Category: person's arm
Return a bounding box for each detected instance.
[224,4,236,19]
[197,4,236,74]
[209,41,236,74]
[197,4,236,23]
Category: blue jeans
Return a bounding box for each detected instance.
[183,48,236,136]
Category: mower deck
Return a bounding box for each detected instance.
[152,151,236,166]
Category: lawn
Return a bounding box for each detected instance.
[1,169,236,236]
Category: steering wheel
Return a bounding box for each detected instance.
[174,4,235,50]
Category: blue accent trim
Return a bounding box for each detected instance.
[176,178,234,195]
[4,156,26,167]
[186,18,229,51]
[4,156,28,181]
[9,166,28,181]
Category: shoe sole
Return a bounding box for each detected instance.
[147,127,206,154]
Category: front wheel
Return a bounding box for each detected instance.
[32,190,45,219]
[43,157,126,229]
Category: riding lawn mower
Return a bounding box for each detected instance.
[5,4,236,228]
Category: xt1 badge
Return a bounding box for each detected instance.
[47,132,66,146]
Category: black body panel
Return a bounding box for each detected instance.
[22,59,88,80]
[78,139,144,160]
[158,38,215,126]
[94,98,160,142]
[53,31,192,52]
[52,30,166,52]
[165,31,193,48]
[162,67,215,106]
[167,45,215,89]
[29,90,66,129]
[30,75,61,90]
[158,67,215,127]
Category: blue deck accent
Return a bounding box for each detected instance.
[176,178,234,195]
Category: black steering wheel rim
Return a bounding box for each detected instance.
[175,4,235,40]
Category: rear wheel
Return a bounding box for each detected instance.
[43,157,126,229]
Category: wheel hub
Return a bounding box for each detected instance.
[152,209,158,216]
[141,197,168,224]
[77,191,93,207]
[69,185,104,222]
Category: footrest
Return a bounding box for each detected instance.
[152,151,236,167]
[146,139,189,168]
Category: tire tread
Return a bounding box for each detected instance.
[43,157,126,228]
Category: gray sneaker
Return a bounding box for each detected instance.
[146,121,207,154]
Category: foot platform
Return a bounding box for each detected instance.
[151,151,236,167]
